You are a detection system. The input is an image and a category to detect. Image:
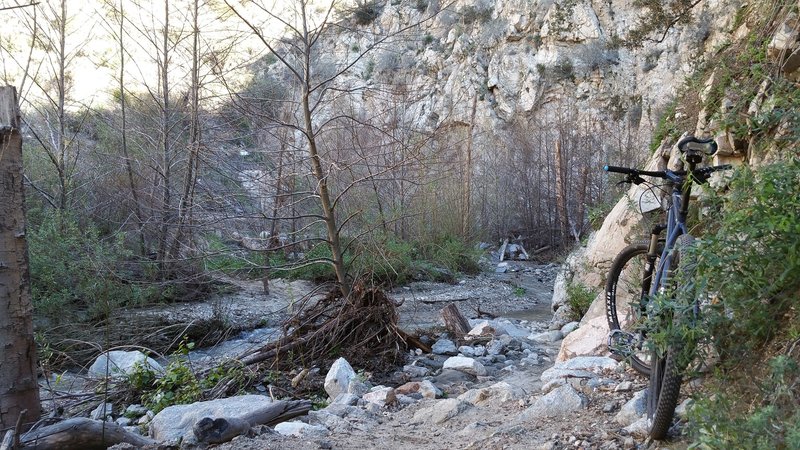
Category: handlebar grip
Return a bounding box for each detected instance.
[604,165,636,174]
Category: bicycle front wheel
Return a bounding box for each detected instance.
[605,242,661,375]
[647,346,683,439]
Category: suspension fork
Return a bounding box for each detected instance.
[639,224,667,315]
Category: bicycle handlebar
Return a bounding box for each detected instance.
[603,164,733,184]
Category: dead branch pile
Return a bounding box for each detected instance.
[240,283,419,372]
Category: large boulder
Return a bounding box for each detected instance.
[556,315,609,361]
[89,351,163,378]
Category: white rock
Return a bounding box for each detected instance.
[431,339,458,355]
[362,386,396,406]
[615,390,648,426]
[556,315,609,361]
[412,399,471,424]
[556,356,618,371]
[497,321,530,339]
[675,398,693,419]
[458,381,526,405]
[347,379,370,397]
[403,364,429,378]
[560,321,580,335]
[468,321,501,336]
[623,416,650,437]
[518,385,587,420]
[89,402,113,421]
[274,421,328,437]
[115,417,132,427]
[88,351,163,378]
[442,356,488,376]
[324,357,356,399]
[458,346,476,357]
[529,330,563,343]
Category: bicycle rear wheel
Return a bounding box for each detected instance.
[605,243,661,375]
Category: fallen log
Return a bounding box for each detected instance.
[19,418,157,450]
[192,399,312,445]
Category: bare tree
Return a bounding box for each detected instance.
[225,0,440,295]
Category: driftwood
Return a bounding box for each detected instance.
[238,284,410,372]
[192,399,312,445]
[419,297,474,304]
[498,238,509,262]
[18,418,157,450]
[441,303,470,338]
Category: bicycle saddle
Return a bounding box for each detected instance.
[677,135,718,155]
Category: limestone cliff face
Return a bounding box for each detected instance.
[320,0,743,137]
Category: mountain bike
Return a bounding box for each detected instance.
[603,135,732,439]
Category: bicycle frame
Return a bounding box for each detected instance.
[638,163,697,316]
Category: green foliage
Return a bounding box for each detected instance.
[565,281,596,321]
[689,161,800,356]
[689,356,800,449]
[128,339,247,413]
[28,211,159,321]
[623,0,705,48]
[353,1,382,25]
[286,233,480,286]
[553,58,576,82]
[202,234,279,279]
[362,58,375,80]
[649,100,678,152]
[587,200,616,230]
[635,161,800,446]
[513,286,526,297]
[460,5,493,25]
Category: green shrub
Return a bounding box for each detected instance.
[28,211,158,321]
[202,234,280,279]
[565,281,596,321]
[688,160,800,360]
[353,1,382,25]
[638,160,800,446]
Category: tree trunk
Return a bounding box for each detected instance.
[0,86,42,431]
[461,95,477,239]
[554,139,569,246]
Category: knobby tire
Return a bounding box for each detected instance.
[647,346,683,440]
[605,243,661,376]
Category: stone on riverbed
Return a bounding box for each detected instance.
[89,350,163,378]
[324,357,357,399]
[443,356,488,376]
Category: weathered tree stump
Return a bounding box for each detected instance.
[441,303,471,338]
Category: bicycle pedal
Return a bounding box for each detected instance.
[608,330,637,358]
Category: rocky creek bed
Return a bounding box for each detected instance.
[43,257,677,450]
